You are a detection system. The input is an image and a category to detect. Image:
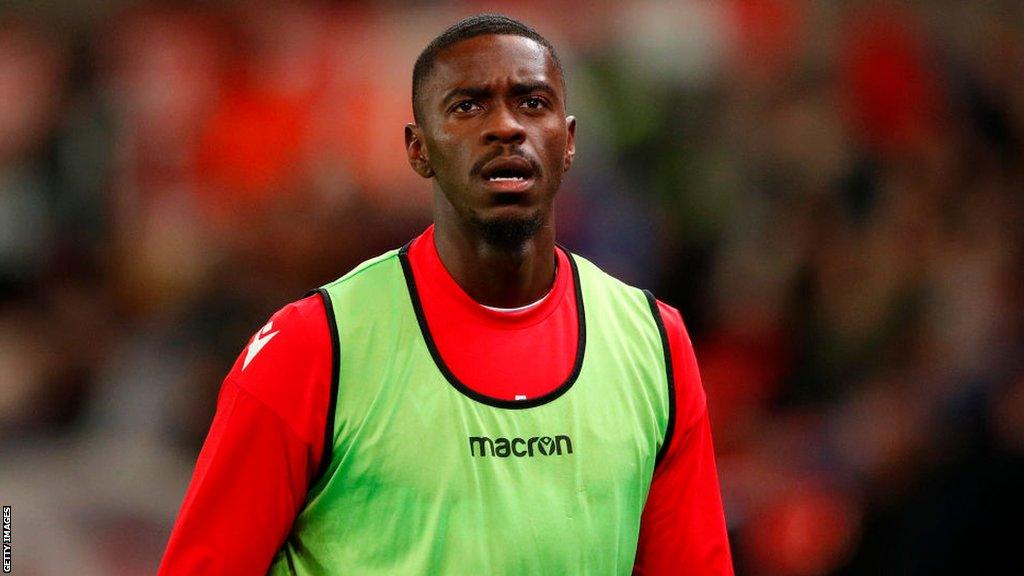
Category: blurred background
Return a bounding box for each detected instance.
[0,0,1022,574]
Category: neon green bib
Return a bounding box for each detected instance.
[269,246,675,575]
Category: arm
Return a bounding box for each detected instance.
[158,295,332,575]
[633,301,733,575]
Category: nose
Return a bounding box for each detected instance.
[482,104,526,145]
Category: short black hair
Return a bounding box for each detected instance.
[412,14,563,123]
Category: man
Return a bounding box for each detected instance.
[160,14,732,575]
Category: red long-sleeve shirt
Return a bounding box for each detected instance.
[159,228,733,575]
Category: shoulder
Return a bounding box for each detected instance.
[652,298,708,432]
[565,250,654,313]
[230,294,329,374]
[321,248,403,291]
[315,249,412,314]
[564,250,632,290]
[223,293,333,445]
[652,300,691,350]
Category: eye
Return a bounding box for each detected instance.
[521,96,548,110]
[450,100,481,114]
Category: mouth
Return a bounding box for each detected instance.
[479,156,537,193]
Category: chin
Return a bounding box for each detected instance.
[471,209,544,251]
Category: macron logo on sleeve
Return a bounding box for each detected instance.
[243,321,280,370]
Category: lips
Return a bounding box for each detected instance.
[479,156,537,192]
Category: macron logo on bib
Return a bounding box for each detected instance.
[243,321,279,370]
[468,434,573,458]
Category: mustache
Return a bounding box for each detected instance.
[470,147,543,177]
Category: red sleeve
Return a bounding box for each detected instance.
[633,301,734,575]
[158,294,332,575]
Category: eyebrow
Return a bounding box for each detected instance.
[509,81,558,99]
[440,81,559,106]
[441,86,492,105]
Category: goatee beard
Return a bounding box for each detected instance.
[472,212,544,251]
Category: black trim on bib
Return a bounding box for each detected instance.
[312,288,341,481]
[285,547,297,575]
[397,242,586,410]
[644,290,676,468]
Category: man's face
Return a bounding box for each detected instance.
[406,34,575,247]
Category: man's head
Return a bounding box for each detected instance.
[405,14,576,251]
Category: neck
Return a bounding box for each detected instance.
[432,203,556,309]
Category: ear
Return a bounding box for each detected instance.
[405,123,434,178]
[563,116,576,173]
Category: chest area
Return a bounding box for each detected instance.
[330,358,663,504]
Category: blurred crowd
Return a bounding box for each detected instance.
[0,1,1021,574]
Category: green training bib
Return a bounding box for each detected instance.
[269,246,674,575]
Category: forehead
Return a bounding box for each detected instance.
[426,34,560,95]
